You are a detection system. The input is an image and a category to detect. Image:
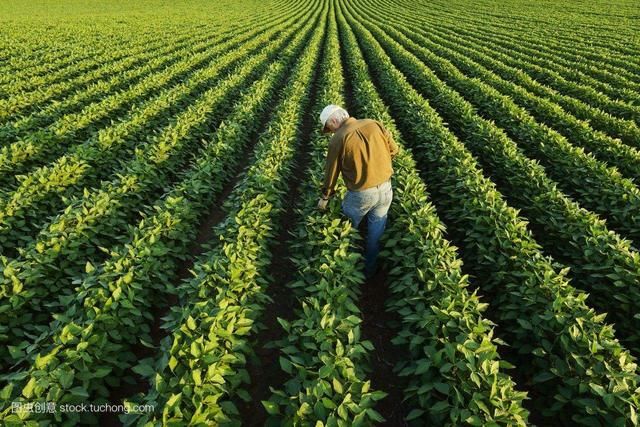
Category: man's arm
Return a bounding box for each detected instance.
[375,121,398,159]
[321,137,342,199]
[383,126,399,159]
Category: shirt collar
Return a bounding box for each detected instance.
[343,117,357,127]
[337,117,356,132]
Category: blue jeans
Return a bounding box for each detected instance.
[341,180,393,277]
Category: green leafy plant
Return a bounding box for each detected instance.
[341,4,640,424]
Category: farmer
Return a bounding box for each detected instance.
[317,104,398,278]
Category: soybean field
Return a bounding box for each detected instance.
[1,0,640,425]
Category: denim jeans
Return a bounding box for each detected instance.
[341,180,393,277]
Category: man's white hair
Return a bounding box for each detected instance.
[329,107,349,126]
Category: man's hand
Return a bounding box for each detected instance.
[317,197,329,211]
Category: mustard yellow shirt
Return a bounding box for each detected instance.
[322,117,398,198]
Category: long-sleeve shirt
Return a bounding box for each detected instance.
[322,117,399,198]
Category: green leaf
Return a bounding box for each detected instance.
[192,369,202,386]
[319,365,332,378]
[414,360,430,375]
[603,394,615,408]
[465,415,483,426]
[166,393,181,409]
[589,383,606,397]
[34,352,56,369]
[11,276,22,294]
[322,397,336,409]
[366,408,385,422]
[431,401,449,412]
[70,386,89,398]
[470,372,481,387]
[7,345,25,360]
[59,370,74,389]
[532,371,555,383]
[434,382,449,394]
[332,377,343,394]
[337,403,348,420]
[406,408,424,421]
[132,363,155,377]
[262,400,280,415]
[279,357,293,374]
[85,261,95,273]
[93,367,112,378]
[237,389,251,403]
[531,347,546,356]
[439,362,453,373]
[209,373,225,384]
[22,377,36,399]
[0,383,14,400]
[190,341,201,358]
[517,319,532,330]
[139,338,155,349]
[122,271,134,284]
[353,411,366,427]
[369,390,388,401]
[186,316,197,331]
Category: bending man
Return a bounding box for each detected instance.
[317,104,398,278]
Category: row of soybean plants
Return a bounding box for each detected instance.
[351,3,640,355]
[335,3,529,425]
[487,12,640,64]
[0,31,221,177]
[0,3,307,164]
[449,23,640,97]
[0,25,205,109]
[0,24,172,97]
[0,29,235,184]
[0,20,214,88]
[340,2,640,425]
[0,2,313,258]
[370,2,640,198]
[0,10,316,369]
[395,0,640,79]
[0,2,287,97]
[426,10,638,68]
[264,4,385,425]
[0,24,226,146]
[0,15,285,184]
[357,1,640,248]
[0,2,305,144]
[398,1,640,103]
[0,26,215,124]
[378,0,640,146]
[444,26,640,101]
[434,1,640,86]
[419,20,640,109]
[0,4,323,424]
[374,11,640,181]
[118,4,327,425]
[401,0,637,59]
[0,35,101,81]
[375,1,640,149]
[387,0,640,127]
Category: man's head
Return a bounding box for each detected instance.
[319,104,349,134]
